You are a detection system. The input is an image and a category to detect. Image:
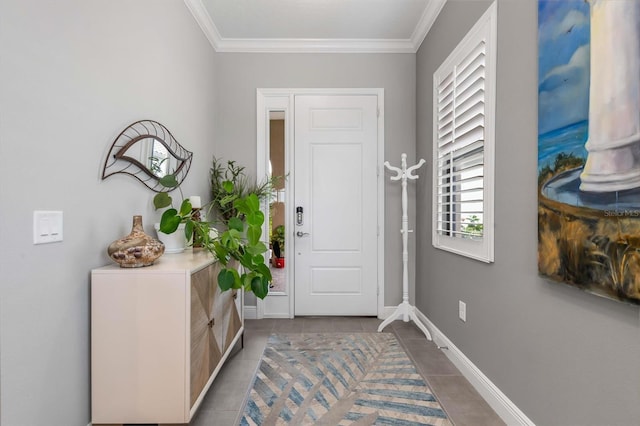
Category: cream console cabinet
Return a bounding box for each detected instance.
[91,249,243,425]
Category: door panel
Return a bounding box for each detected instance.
[310,144,362,251]
[294,95,378,316]
[311,268,362,294]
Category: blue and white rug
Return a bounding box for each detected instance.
[239,332,451,426]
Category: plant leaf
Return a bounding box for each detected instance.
[184,220,194,240]
[246,225,261,246]
[159,174,179,188]
[246,193,260,211]
[220,230,240,250]
[153,192,172,209]
[228,228,243,239]
[228,217,244,232]
[220,194,236,207]
[179,199,192,216]
[252,241,268,254]
[218,268,242,291]
[222,180,234,193]
[251,275,269,299]
[247,211,264,227]
[212,243,229,263]
[245,241,265,256]
[218,269,234,291]
[255,262,272,281]
[252,254,265,265]
[159,209,181,233]
[237,251,254,269]
[243,274,253,292]
[233,198,250,216]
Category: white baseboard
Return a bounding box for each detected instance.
[413,309,535,426]
[244,305,257,320]
[264,313,291,318]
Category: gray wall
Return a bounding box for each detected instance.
[416,1,640,425]
[4,1,634,424]
[0,1,216,424]
[214,53,418,306]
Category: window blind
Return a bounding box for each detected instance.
[431,1,496,263]
[436,40,486,240]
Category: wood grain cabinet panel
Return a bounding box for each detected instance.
[91,250,243,425]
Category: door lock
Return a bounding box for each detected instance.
[296,206,304,225]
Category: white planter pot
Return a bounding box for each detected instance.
[154,223,187,254]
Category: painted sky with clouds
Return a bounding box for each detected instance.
[538,0,590,135]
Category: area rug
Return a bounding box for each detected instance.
[239,332,452,426]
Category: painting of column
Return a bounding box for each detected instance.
[538,0,640,305]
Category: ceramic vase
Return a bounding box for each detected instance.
[108,215,165,267]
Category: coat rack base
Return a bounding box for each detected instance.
[378,301,432,340]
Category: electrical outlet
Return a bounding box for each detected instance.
[459,300,467,322]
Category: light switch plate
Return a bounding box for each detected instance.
[33,211,63,244]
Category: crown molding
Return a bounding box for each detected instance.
[411,0,448,51]
[183,0,222,50]
[184,0,447,54]
[214,38,416,53]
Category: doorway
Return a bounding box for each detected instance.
[256,89,385,319]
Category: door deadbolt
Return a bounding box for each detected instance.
[296,206,304,225]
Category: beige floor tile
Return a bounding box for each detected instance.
[330,317,366,332]
[271,318,304,332]
[425,375,489,407]
[302,317,336,332]
[359,317,384,331]
[404,341,462,376]
[244,318,275,331]
[189,409,239,426]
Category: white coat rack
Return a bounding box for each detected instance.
[377,153,432,340]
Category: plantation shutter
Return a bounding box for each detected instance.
[432,2,496,263]
[435,40,486,239]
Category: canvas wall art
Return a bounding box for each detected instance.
[538,0,640,305]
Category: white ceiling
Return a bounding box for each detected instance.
[184,0,447,53]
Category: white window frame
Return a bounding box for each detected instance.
[432,2,496,263]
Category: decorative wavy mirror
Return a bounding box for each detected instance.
[102,120,193,192]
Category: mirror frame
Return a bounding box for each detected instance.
[101,120,193,192]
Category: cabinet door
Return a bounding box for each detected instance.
[92,272,187,424]
[190,264,222,407]
[220,289,242,352]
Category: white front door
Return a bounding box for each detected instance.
[294,95,379,316]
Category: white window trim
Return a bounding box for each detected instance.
[432,2,497,263]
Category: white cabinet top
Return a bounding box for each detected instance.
[93,248,217,274]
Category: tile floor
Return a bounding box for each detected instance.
[189,317,505,426]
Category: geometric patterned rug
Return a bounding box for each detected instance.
[239,333,452,426]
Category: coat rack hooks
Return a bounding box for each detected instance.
[377,153,432,340]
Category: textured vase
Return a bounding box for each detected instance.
[108,215,165,267]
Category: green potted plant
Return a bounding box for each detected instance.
[153,159,278,299]
[152,174,192,253]
[271,225,285,268]
[210,157,278,221]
